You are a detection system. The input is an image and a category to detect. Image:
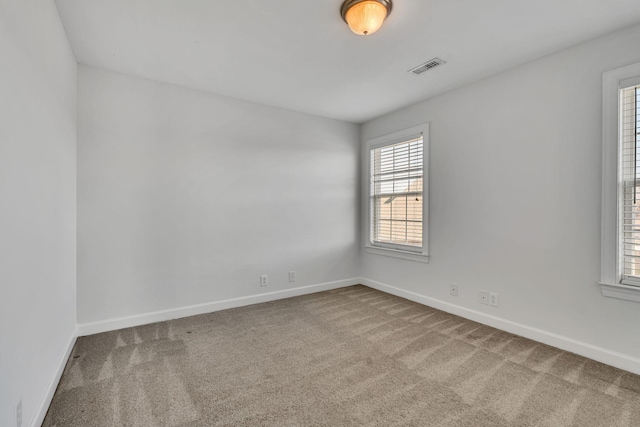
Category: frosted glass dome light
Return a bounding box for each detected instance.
[340,0,392,36]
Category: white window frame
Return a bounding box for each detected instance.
[600,61,640,302]
[365,123,429,263]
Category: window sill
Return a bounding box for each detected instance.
[599,282,640,303]
[364,246,429,263]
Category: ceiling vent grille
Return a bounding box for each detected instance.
[408,58,446,75]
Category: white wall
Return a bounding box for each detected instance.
[0,1,77,426]
[361,24,640,367]
[77,66,360,326]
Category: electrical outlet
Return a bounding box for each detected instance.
[289,271,296,282]
[489,292,499,307]
[260,275,268,287]
[16,399,22,427]
[449,284,458,296]
[479,290,489,305]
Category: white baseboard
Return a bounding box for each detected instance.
[77,278,360,336]
[32,327,78,427]
[360,277,640,375]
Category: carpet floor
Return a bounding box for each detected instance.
[43,285,640,426]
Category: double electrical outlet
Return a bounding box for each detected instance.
[449,284,499,307]
[480,290,499,307]
[260,271,296,287]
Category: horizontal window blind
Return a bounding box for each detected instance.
[621,84,640,284]
[370,136,423,249]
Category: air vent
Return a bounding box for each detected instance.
[408,58,446,75]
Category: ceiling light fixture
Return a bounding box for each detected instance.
[340,0,392,36]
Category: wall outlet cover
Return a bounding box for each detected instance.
[479,290,489,305]
[449,284,458,296]
[489,292,499,307]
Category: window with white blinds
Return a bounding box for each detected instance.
[621,83,640,285]
[601,62,640,301]
[370,135,424,251]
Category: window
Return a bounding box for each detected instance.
[371,137,423,249]
[620,83,640,285]
[366,124,429,262]
[601,62,640,302]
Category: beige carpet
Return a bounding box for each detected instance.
[43,285,640,426]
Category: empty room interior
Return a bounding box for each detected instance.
[4,0,640,425]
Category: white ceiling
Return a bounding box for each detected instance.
[54,0,640,123]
